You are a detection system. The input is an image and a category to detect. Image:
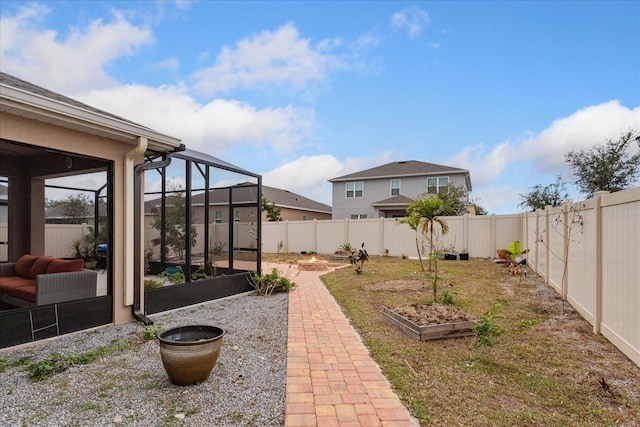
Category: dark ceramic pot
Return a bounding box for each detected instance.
[158,325,225,386]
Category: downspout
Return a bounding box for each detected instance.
[131,147,182,324]
[124,137,148,313]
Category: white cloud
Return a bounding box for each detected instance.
[520,101,640,174]
[191,23,342,96]
[0,4,154,95]
[260,151,396,205]
[390,6,431,39]
[446,100,640,213]
[79,83,316,154]
[449,101,640,189]
[471,184,526,215]
[447,140,515,186]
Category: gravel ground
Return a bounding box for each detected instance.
[0,291,288,426]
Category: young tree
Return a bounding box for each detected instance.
[262,196,282,221]
[151,188,197,260]
[397,212,425,272]
[405,195,449,272]
[565,130,640,197]
[518,175,570,211]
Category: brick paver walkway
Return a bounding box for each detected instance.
[267,263,417,427]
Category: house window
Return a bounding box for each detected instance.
[350,214,367,220]
[214,210,222,223]
[427,177,449,194]
[390,179,400,196]
[234,210,240,222]
[302,215,307,221]
[346,182,363,198]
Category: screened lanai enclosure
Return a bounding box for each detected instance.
[0,140,261,349]
[140,149,261,315]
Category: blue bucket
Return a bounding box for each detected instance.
[165,267,180,276]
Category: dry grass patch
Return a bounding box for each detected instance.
[319,256,640,426]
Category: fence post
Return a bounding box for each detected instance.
[379,217,385,256]
[562,202,570,301]
[490,214,497,258]
[311,219,316,254]
[593,191,607,335]
[521,212,528,264]
[463,213,469,254]
[544,206,550,284]
[344,219,349,246]
[284,220,289,253]
[534,209,540,274]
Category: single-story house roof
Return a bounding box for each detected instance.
[262,185,331,214]
[145,184,330,215]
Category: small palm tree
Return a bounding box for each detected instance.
[405,195,449,272]
[397,212,425,272]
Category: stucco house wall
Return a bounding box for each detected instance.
[0,112,137,324]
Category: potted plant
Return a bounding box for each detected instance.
[503,240,529,266]
[444,246,457,260]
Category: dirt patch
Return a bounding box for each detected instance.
[392,303,475,325]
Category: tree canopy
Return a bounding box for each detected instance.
[150,188,197,260]
[565,130,640,197]
[261,196,282,221]
[519,175,570,211]
[48,194,91,224]
[404,195,449,271]
[437,183,469,216]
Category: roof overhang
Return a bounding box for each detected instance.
[0,83,181,152]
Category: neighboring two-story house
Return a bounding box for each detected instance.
[329,160,472,219]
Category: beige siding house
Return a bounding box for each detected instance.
[329,160,472,219]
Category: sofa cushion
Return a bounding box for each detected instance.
[47,259,84,274]
[28,256,55,279]
[15,254,38,278]
[0,278,36,296]
[11,285,36,303]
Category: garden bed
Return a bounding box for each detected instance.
[383,303,478,341]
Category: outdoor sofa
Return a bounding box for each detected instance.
[0,254,97,308]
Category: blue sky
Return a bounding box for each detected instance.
[1,0,639,214]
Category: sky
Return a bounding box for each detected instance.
[1,0,639,214]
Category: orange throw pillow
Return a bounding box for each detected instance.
[15,254,38,277]
[46,259,84,274]
[27,256,55,279]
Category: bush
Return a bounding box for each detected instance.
[250,268,297,296]
[144,279,164,289]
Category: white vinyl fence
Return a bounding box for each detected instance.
[262,214,522,258]
[522,188,640,367]
[1,186,638,366]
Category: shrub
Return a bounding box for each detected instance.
[339,243,354,252]
[249,268,297,296]
[472,303,506,347]
[440,290,456,305]
[144,279,164,289]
